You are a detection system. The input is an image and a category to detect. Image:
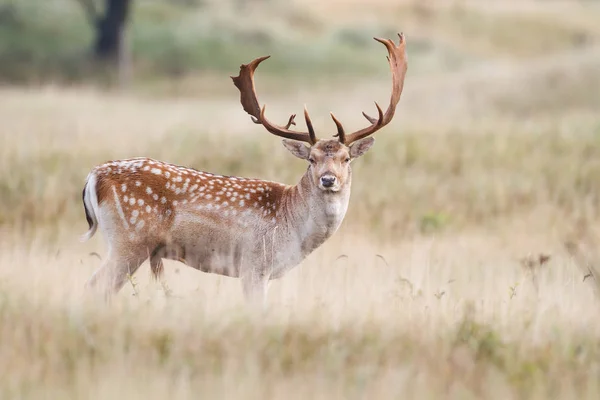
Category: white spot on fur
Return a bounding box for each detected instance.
[146,187,152,194]
[135,181,141,187]
[136,220,145,231]
[161,197,167,204]
[121,184,127,193]
[146,205,151,213]
[137,199,144,206]
[129,197,135,206]
[151,168,162,175]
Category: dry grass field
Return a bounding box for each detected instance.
[2,1,600,399]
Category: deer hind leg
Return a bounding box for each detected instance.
[85,248,147,301]
[149,247,173,297]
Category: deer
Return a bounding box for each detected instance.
[81,33,408,306]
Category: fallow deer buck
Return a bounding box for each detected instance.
[81,33,408,305]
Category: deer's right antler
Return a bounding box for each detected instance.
[232,56,317,145]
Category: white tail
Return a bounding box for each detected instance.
[80,172,99,242]
[82,34,408,306]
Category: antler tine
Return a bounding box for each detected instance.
[362,111,378,125]
[303,106,317,144]
[285,114,297,129]
[330,112,345,143]
[252,113,296,128]
[232,56,317,145]
[361,102,384,127]
[339,32,408,145]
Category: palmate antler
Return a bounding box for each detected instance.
[232,33,408,146]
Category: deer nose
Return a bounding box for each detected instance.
[320,175,336,188]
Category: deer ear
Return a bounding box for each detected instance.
[282,139,311,160]
[349,137,375,159]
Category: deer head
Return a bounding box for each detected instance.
[231,33,408,193]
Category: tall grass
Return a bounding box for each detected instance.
[2,1,600,398]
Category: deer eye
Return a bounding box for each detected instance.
[309,158,316,164]
[344,157,351,163]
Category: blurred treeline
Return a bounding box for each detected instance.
[2,0,598,88]
[0,0,408,86]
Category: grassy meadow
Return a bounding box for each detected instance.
[2,0,600,398]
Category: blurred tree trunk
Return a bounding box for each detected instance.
[77,0,133,86]
[94,0,132,61]
[77,0,132,61]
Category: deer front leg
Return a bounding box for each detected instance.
[241,268,270,309]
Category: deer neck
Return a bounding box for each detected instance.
[278,169,351,257]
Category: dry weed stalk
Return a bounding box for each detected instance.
[564,219,600,296]
[126,268,140,298]
[518,253,551,295]
[509,283,519,299]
